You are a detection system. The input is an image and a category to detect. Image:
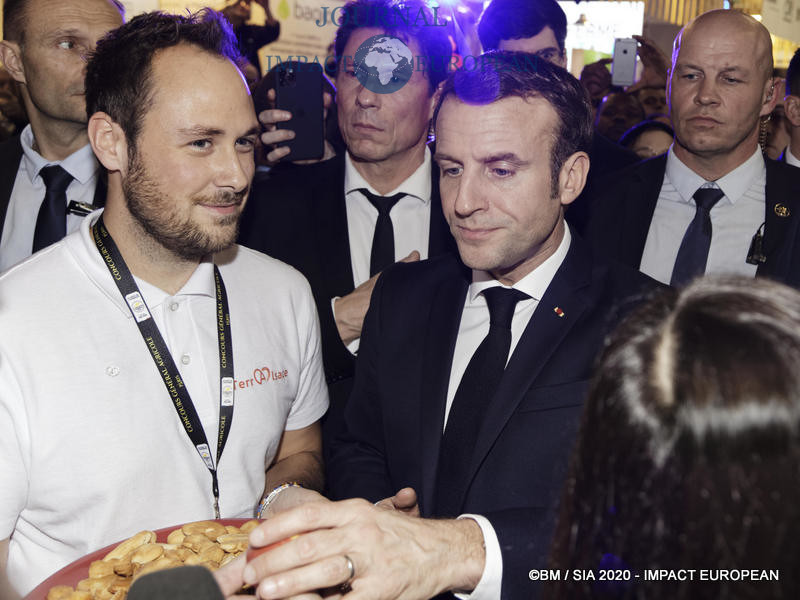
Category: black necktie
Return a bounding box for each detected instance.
[358,188,405,277]
[32,165,73,253]
[670,186,725,287]
[435,286,530,517]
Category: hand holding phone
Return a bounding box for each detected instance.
[273,62,325,161]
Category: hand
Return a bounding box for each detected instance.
[374,487,420,517]
[215,556,331,599]
[334,251,420,345]
[261,486,325,519]
[241,498,486,599]
[257,89,335,166]
[626,35,669,93]
[580,58,612,105]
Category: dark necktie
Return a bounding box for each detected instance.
[435,286,530,517]
[670,186,725,287]
[32,165,73,253]
[358,188,406,277]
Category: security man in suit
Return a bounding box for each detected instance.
[217,53,656,600]
[0,0,124,271]
[586,10,800,287]
[238,0,457,460]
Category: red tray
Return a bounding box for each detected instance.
[24,519,252,600]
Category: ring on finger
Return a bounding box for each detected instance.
[343,554,355,585]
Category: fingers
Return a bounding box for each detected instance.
[323,91,333,109]
[248,526,350,579]
[214,555,247,596]
[401,250,420,262]
[248,498,367,551]
[373,497,395,511]
[252,554,354,600]
[597,57,613,66]
[391,487,417,510]
[265,145,292,164]
[246,530,360,598]
[259,107,295,165]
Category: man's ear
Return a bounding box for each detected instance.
[760,77,780,117]
[557,151,590,207]
[427,81,444,121]
[0,41,26,84]
[88,112,128,174]
[785,95,800,128]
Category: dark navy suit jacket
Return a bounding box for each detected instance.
[328,235,656,599]
[0,135,23,235]
[585,154,800,288]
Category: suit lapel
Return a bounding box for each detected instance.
[620,155,665,267]
[0,136,23,235]
[311,155,356,295]
[418,264,469,516]
[757,159,800,279]
[461,238,594,507]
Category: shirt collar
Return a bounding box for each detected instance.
[786,145,800,169]
[468,224,572,302]
[20,124,99,186]
[344,146,431,204]
[665,145,764,205]
[69,209,218,318]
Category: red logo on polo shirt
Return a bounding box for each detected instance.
[235,366,289,389]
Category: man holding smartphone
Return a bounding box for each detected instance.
[238,0,457,460]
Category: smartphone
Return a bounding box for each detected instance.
[275,62,325,161]
[611,38,638,88]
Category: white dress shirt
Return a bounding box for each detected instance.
[343,148,433,285]
[334,148,434,353]
[786,145,800,168]
[0,125,100,272]
[639,146,765,284]
[451,226,572,600]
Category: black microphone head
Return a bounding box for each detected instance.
[127,565,225,600]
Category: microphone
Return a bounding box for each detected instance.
[127,565,225,600]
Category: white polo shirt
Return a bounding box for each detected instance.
[0,211,329,595]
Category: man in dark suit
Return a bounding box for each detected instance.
[586,10,800,288]
[781,48,800,169]
[221,54,655,600]
[238,0,456,455]
[0,0,122,271]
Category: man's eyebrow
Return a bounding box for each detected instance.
[433,152,460,163]
[718,66,748,75]
[177,126,225,137]
[483,153,528,166]
[676,63,705,71]
[45,27,86,39]
[241,126,261,138]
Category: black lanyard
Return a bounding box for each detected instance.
[92,217,234,518]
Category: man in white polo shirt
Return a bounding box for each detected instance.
[0,10,328,597]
